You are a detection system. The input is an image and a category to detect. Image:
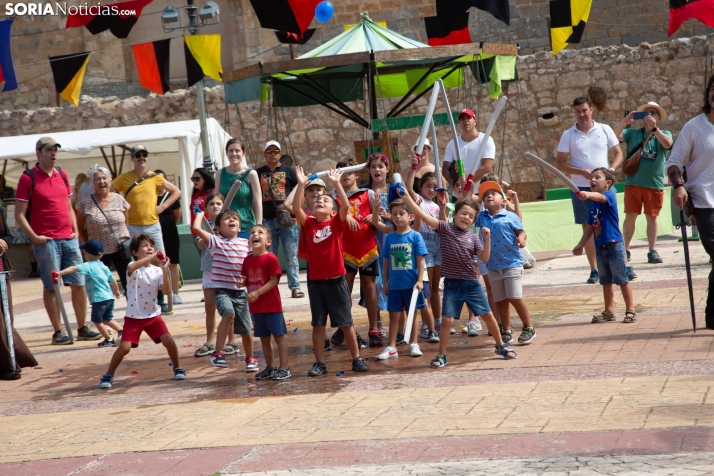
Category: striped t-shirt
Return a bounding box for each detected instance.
[207,234,250,290]
[438,220,483,281]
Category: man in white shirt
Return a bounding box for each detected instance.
[556,96,624,284]
[443,108,495,199]
[667,75,714,329]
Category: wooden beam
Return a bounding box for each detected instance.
[481,43,518,56]
[118,147,126,177]
[262,51,370,74]
[99,147,113,173]
[223,62,262,83]
[111,146,117,178]
[2,160,6,176]
[374,43,481,62]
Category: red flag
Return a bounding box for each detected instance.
[66,0,153,39]
[132,39,170,95]
[669,0,714,36]
[424,12,471,46]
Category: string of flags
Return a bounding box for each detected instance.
[549,0,592,56]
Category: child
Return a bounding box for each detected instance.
[193,193,240,358]
[373,198,428,358]
[477,181,536,345]
[54,239,122,348]
[192,208,256,371]
[330,159,381,348]
[98,234,185,388]
[293,166,370,375]
[243,224,291,380]
[573,168,636,323]
[399,190,517,368]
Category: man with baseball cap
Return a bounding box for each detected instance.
[556,96,623,284]
[111,145,181,313]
[257,140,303,298]
[15,136,101,344]
[613,102,673,266]
[443,108,495,200]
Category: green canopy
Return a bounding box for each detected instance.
[223,14,518,129]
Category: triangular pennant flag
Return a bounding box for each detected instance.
[0,18,18,92]
[549,0,592,55]
[184,35,222,87]
[49,52,90,106]
[669,0,714,36]
[275,28,316,44]
[66,0,153,38]
[424,12,471,46]
[249,0,321,34]
[133,39,171,95]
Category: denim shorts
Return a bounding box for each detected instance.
[596,241,629,286]
[214,288,251,335]
[252,312,288,337]
[571,187,594,225]
[33,238,85,290]
[387,288,427,313]
[420,231,442,267]
[91,299,115,323]
[442,278,491,319]
[307,276,353,328]
[128,223,165,253]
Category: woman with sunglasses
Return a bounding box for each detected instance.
[215,139,262,239]
[189,167,215,236]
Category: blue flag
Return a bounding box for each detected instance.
[0,18,18,92]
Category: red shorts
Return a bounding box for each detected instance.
[122,315,170,348]
[624,185,664,216]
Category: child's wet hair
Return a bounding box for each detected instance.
[454,199,479,215]
[130,233,154,254]
[592,167,615,184]
[388,198,412,213]
[250,224,272,241]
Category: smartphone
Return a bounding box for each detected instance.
[633,111,650,120]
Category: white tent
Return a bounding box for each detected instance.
[0,118,232,223]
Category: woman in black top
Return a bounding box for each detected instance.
[155,170,182,304]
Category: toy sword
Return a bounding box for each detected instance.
[0,269,15,371]
[221,179,242,213]
[436,78,464,184]
[414,85,441,169]
[464,96,508,191]
[50,270,74,343]
[392,173,406,197]
[523,152,581,195]
[403,288,419,344]
[194,205,215,235]
[308,163,367,180]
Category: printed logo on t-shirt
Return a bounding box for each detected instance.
[247,267,264,293]
[389,243,412,271]
[313,226,332,243]
[591,208,602,238]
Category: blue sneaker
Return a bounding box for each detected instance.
[173,367,187,380]
[160,302,170,314]
[626,266,637,280]
[99,374,113,389]
[587,269,598,284]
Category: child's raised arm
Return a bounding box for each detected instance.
[282,186,299,214]
[293,166,309,226]
[475,227,491,263]
[327,168,349,222]
[371,193,394,234]
[192,211,212,243]
[506,190,522,220]
[159,258,171,295]
[400,190,438,230]
[578,191,607,203]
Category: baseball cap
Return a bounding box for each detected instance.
[264,140,281,152]
[477,180,503,198]
[79,239,104,255]
[305,178,326,189]
[36,137,61,150]
[458,108,476,120]
[130,145,149,157]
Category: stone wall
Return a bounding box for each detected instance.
[1,35,713,191]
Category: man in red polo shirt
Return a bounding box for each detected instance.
[14,137,100,345]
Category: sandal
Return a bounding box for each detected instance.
[623,310,637,323]
[223,342,239,355]
[430,354,448,368]
[292,288,305,298]
[591,311,616,323]
[194,343,214,357]
[495,343,517,360]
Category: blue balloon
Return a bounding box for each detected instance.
[315,1,334,23]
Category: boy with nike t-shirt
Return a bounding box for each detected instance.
[293,166,370,376]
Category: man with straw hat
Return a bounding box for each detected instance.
[613,101,673,266]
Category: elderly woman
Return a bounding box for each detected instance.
[76,165,131,293]
[215,139,262,238]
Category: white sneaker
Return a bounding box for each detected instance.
[467,321,480,336]
[461,325,469,334]
[450,327,456,335]
[375,346,398,360]
[172,294,183,304]
[473,319,483,332]
[409,342,423,357]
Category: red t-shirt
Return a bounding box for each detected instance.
[242,252,283,314]
[15,165,74,239]
[190,189,212,236]
[302,213,345,280]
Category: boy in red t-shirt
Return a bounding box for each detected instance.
[294,166,370,376]
[242,224,290,380]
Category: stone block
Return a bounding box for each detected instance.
[556,71,592,90]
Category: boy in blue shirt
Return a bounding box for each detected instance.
[573,168,636,323]
[54,239,122,347]
[477,181,536,345]
[372,197,428,359]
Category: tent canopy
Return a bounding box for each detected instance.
[224,14,517,129]
[0,118,232,223]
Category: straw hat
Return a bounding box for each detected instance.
[636,102,667,124]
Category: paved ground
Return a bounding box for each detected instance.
[2,235,714,475]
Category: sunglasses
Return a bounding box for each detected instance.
[265,149,281,155]
[191,176,202,182]
[134,153,148,158]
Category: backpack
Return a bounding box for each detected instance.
[23,167,70,220]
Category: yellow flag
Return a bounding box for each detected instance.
[184,34,222,82]
[550,0,592,55]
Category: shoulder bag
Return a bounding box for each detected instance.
[622,131,655,177]
[92,195,131,260]
[124,172,157,198]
